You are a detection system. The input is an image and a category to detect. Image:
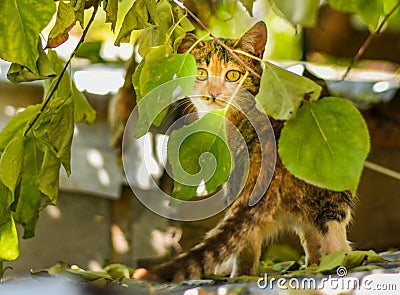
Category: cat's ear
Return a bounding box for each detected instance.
[177,33,198,53]
[238,21,267,58]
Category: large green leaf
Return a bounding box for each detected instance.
[114,0,152,45]
[46,0,77,48]
[0,0,56,74]
[279,97,370,192]
[0,135,24,193]
[45,50,96,124]
[13,135,43,239]
[0,216,19,260]
[256,62,322,120]
[168,110,233,201]
[133,46,197,102]
[269,0,320,27]
[133,47,197,136]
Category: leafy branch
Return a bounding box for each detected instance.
[24,4,99,136]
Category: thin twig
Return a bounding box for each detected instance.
[364,160,400,181]
[172,0,261,79]
[342,1,400,80]
[24,4,99,136]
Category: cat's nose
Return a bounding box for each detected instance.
[209,90,221,101]
[210,93,217,102]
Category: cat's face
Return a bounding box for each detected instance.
[178,22,267,114]
[191,53,244,112]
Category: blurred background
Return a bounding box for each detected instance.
[1,0,399,275]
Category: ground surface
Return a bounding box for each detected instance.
[1,251,400,295]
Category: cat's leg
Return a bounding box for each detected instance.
[297,209,352,266]
[230,229,264,277]
[296,224,324,266]
[320,219,352,255]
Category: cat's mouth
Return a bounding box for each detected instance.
[212,99,227,108]
[202,96,227,108]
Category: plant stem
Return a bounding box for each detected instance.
[24,4,99,136]
[172,0,261,79]
[342,1,400,80]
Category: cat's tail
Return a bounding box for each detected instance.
[153,179,272,282]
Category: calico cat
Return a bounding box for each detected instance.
[145,21,354,282]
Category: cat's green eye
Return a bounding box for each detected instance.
[196,68,208,81]
[226,70,241,82]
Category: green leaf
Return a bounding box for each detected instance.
[256,62,322,120]
[0,104,42,152]
[65,268,113,281]
[75,41,105,63]
[317,250,384,273]
[326,0,383,31]
[38,147,61,205]
[0,135,24,193]
[133,47,197,136]
[0,182,13,225]
[326,0,355,12]
[279,97,370,192]
[269,0,320,27]
[138,0,173,56]
[45,50,96,124]
[355,0,382,31]
[46,0,76,49]
[114,0,152,45]
[33,97,74,175]
[13,135,43,239]
[0,0,56,74]
[383,0,400,14]
[239,0,255,16]
[168,110,233,201]
[104,264,133,279]
[105,0,119,32]
[0,216,19,260]
[71,0,85,27]
[7,42,56,83]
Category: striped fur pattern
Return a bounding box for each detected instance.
[154,21,354,282]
